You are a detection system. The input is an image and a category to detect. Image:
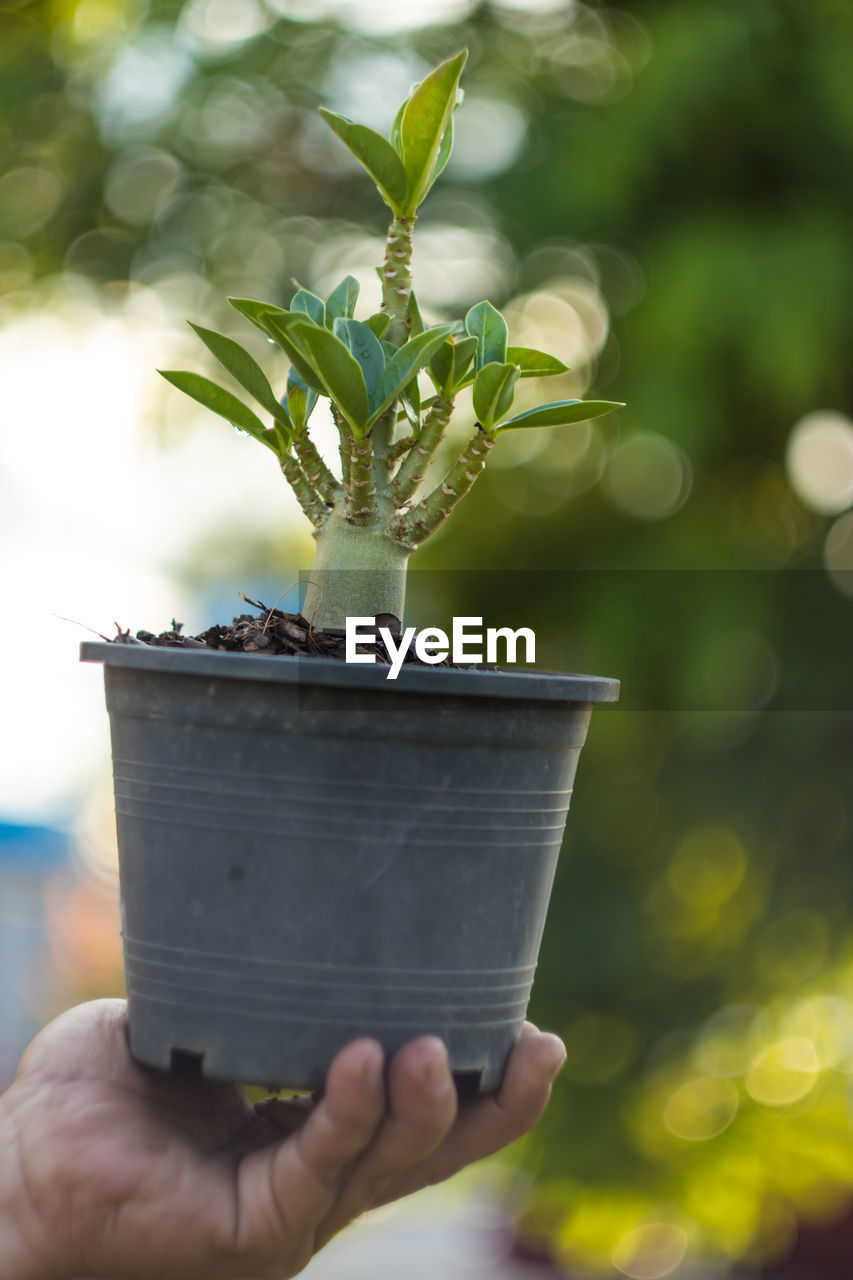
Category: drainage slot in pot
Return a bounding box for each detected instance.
[170,1048,205,1078]
[453,1069,484,1098]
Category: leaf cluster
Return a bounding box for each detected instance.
[158,51,623,538]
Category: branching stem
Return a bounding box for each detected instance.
[388,425,494,550]
[292,432,341,506]
[391,393,454,505]
[280,453,331,529]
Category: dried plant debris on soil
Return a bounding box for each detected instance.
[112,603,451,670]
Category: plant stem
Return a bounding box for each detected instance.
[373,406,399,507]
[391,392,454,505]
[280,453,331,529]
[332,407,352,486]
[380,215,415,347]
[388,425,494,550]
[306,512,410,629]
[346,434,377,525]
[292,432,342,506]
[386,435,416,466]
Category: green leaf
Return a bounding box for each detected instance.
[506,346,570,378]
[369,325,454,422]
[291,288,325,327]
[262,313,325,393]
[287,365,318,423]
[465,300,508,370]
[332,318,386,398]
[408,289,424,338]
[365,311,392,340]
[291,321,370,434]
[399,50,467,212]
[318,108,408,211]
[428,333,477,394]
[188,324,289,425]
[421,115,455,201]
[496,399,625,432]
[473,361,520,431]
[325,275,360,324]
[428,337,454,394]
[400,374,421,430]
[286,384,308,433]
[228,296,289,340]
[159,370,279,451]
[390,100,404,157]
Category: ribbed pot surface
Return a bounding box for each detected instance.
[82,643,618,1092]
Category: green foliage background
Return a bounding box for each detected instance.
[3,0,853,1273]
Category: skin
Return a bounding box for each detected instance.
[0,999,566,1280]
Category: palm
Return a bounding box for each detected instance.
[5,1001,565,1280]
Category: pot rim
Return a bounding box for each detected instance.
[81,640,619,704]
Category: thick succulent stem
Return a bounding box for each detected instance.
[280,453,332,529]
[292,432,342,506]
[380,215,415,348]
[305,512,410,630]
[388,425,494,551]
[391,393,454,505]
[346,434,377,526]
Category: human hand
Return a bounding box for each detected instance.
[0,999,566,1280]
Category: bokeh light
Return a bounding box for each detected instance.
[611,1222,688,1279]
[786,410,853,515]
[602,432,691,520]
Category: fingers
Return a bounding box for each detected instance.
[15,999,131,1083]
[231,1038,386,1262]
[314,1036,458,1247]
[374,1026,566,1205]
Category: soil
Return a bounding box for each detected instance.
[110,599,451,671]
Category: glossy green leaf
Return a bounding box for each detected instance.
[365,311,392,340]
[369,325,454,422]
[428,337,454,393]
[408,289,424,338]
[400,374,421,429]
[506,346,570,378]
[421,116,455,201]
[286,384,308,433]
[496,399,625,432]
[291,321,370,434]
[325,275,360,324]
[399,50,467,212]
[291,288,325,327]
[228,296,289,340]
[158,371,279,451]
[465,300,508,370]
[332,318,386,398]
[287,365,318,423]
[318,108,408,211]
[473,361,520,431]
[188,324,288,425]
[262,313,325,392]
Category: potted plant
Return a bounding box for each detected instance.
[82,50,621,1094]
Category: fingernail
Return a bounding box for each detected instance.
[545,1040,567,1082]
[419,1039,449,1094]
[359,1044,384,1089]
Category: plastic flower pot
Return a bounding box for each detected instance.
[82,640,618,1093]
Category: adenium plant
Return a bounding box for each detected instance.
[160,50,622,630]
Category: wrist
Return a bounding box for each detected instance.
[0,1086,67,1280]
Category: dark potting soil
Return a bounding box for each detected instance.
[109,599,453,671]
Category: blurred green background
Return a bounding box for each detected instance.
[2,0,853,1276]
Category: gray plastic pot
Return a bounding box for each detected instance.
[82,641,618,1093]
